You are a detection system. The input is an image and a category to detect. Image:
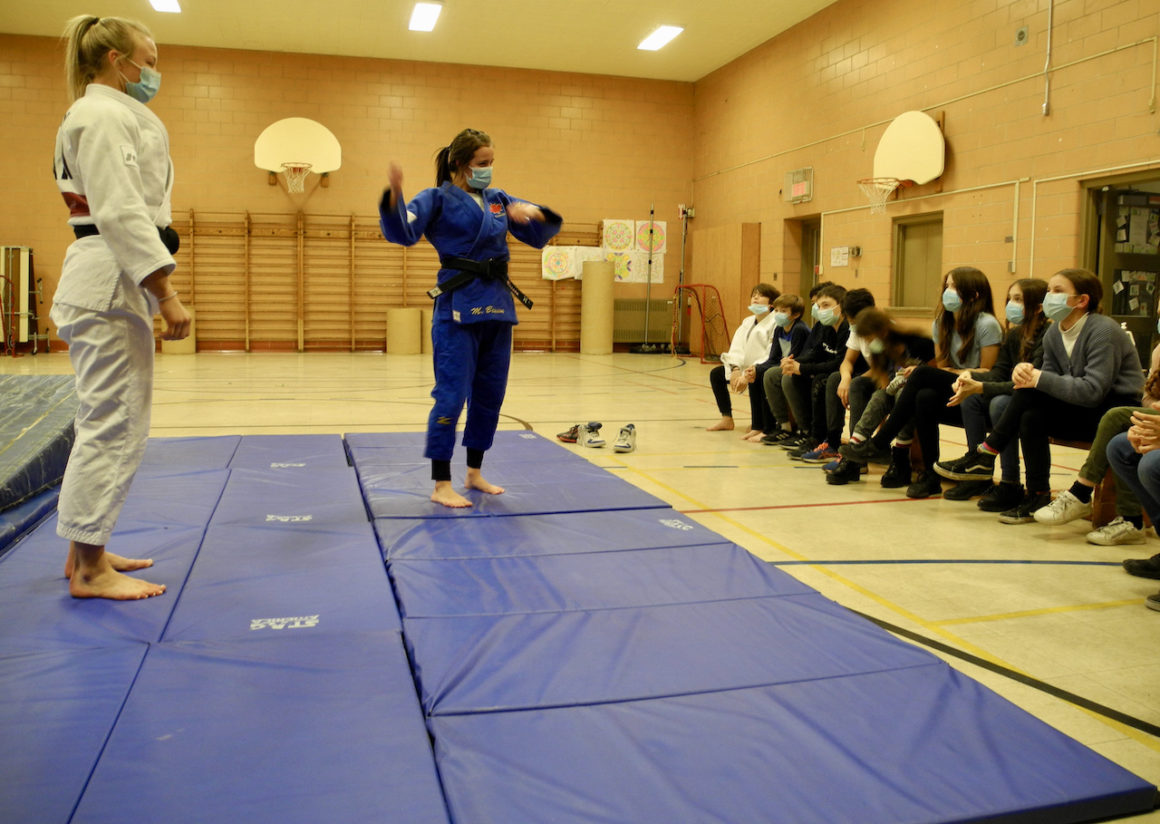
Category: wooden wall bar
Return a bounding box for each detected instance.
[164,211,597,352]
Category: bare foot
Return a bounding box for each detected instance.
[69,564,166,600]
[741,429,762,440]
[707,417,735,431]
[466,469,505,495]
[431,481,473,508]
[65,548,153,579]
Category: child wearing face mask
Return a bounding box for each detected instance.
[380,128,563,508]
[763,283,847,449]
[935,278,1050,509]
[964,268,1143,524]
[742,294,809,441]
[839,267,1002,497]
[707,284,781,435]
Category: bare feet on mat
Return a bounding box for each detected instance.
[69,560,166,600]
[466,469,505,495]
[706,417,734,431]
[431,481,473,508]
[65,547,153,579]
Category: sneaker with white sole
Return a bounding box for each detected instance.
[580,421,605,448]
[1147,591,1160,612]
[614,424,636,453]
[1033,490,1092,525]
[1085,516,1146,546]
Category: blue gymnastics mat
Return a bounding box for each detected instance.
[164,522,401,641]
[140,435,240,470]
[0,644,147,824]
[72,632,449,824]
[390,543,813,618]
[0,484,58,557]
[375,507,727,560]
[346,429,582,467]
[430,664,1156,824]
[209,466,369,526]
[228,433,351,469]
[0,375,76,512]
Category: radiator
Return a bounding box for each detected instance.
[612,298,671,343]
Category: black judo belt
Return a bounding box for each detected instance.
[430,256,533,310]
[73,223,181,255]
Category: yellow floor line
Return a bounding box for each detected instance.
[934,598,1147,626]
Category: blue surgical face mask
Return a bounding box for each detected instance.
[1156,316,1160,336]
[868,338,886,354]
[121,59,161,103]
[816,306,839,327]
[772,311,790,328]
[811,302,821,322]
[748,303,769,316]
[466,166,492,190]
[1005,301,1025,325]
[1042,292,1075,323]
[942,287,962,313]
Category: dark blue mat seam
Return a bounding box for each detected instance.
[395,590,814,620]
[384,538,734,562]
[848,608,1160,739]
[427,660,945,718]
[155,471,234,643]
[65,642,152,824]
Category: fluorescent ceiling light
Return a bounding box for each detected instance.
[149,0,182,11]
[638,25,683,51]
[409,2,443,32]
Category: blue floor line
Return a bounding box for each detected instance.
[768,558,1125,567]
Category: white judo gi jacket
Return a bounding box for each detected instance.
[52,83,175,318]
[719,312,778,372]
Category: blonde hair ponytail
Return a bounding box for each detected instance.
[62,15,152,101]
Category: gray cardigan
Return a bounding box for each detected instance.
[1036,313,1143,406]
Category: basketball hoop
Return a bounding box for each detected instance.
[857,177,901,215]
[280,162,313,193]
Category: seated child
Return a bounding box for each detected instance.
[707,283,780,435]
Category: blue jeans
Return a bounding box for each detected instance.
[1106,433,1160,525]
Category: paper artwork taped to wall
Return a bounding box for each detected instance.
[606,251,664,284]
[541,246,605,280]
[602,219,635,253]
[635,220,667,254]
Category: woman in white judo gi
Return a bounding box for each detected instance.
[51,15,191,599]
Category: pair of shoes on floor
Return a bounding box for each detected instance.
[998,491,1052,524]
[1123,553,1160,579]
[933,450,996,482]
[558,421,608,448]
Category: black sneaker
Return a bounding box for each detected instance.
[839,438,891,464]
[977,481,1024,512]
[906,470,943,498]
[779,433,810,451]
[934,450,996,482]
[1123,554,1160,580]
[761,430,795,446]
[998,491,1052,524]
[825,458,864,485]
[786,438,819,460]
[879,445,912,489]
[942,479,994,501]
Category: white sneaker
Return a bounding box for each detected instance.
[614,424,636,453]
[1086,516,1146,546]
[1032,490,1092,525]
[581,421,605,448]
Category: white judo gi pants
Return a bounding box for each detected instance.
[52,302,154,546]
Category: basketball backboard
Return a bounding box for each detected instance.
[872,110,944,184]
[254,117,342,189]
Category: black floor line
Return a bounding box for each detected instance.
[848,607,1160,739]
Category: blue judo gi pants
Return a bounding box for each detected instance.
[425,317,513,463]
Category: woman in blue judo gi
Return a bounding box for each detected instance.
[379,128,563,507]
